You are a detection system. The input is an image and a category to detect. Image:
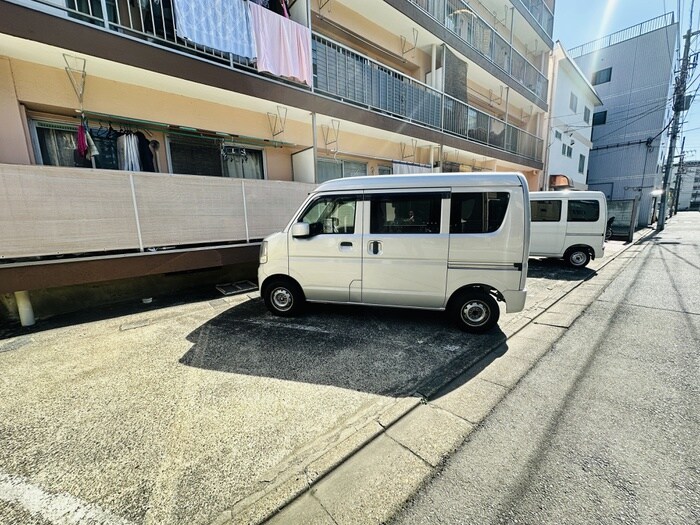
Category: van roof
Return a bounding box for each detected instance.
[530,190,606,200]
[313,172,527,192]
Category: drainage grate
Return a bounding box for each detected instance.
[216,280,258,296]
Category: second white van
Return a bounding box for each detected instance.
[529,191,607,268]
[258,173,530,333]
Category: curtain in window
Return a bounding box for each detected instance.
[391,161,431,174]
[226,149,264,179]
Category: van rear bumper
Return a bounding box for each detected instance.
[503,290,527,313]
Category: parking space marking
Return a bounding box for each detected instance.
[0,472,134,525]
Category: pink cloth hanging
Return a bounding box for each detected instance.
[248,2,312,87]
[76,124,88,158]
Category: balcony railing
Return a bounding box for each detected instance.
[406,0,548,103]
[314,35,543,161]
[518,0,554,37]
[13,0,543,162]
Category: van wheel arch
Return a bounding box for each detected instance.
[446,285,501,333]
[261,275,306,317]
[564,245,593,267]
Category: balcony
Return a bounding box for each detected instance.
[314,34,543,161]
[518,0,554,37]
[6,0,543,163]
[405,0,548,103]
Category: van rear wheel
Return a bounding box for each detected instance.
[449,290,500,334]
[565,248,591,268]
[263,279,304,317]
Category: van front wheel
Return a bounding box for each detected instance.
[565,248,591,268]
[449,290,500,334]
[263,279,304,317]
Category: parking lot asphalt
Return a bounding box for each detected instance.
[0,233,651,525]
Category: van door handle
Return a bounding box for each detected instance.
[340,241,353,247]
[368,240,382,255]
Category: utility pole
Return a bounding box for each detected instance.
[672,137,686,215]
[659,5,699,230]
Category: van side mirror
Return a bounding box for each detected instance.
[291,222,311,238]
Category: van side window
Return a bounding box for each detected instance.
[300,196,357,234]
[450,192,510,233]
[370,193,441,234]
[531,200,562,222]
[568,200,600,222]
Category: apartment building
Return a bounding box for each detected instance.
[0,0,553,322]
[545,41,601,189]
[569,13,678,227]
[672,160,700,211]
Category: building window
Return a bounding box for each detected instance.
[554,130,562,140]
[584,106,591,123]
[578,154,586,173]
[592,111,607,126]
[450,192,510,233]
[562,144,573,157]
[317,159,368,183]
[531,200,562,222]
[569,92,578,113]
[370,193,442,234]
[169,136,264,179]
[592,67,612,85]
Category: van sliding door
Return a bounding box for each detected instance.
[362,191,449,308]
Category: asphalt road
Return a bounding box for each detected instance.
[0,229,641,525]
[390,212,700,525]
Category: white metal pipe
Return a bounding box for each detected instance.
[431,44,437,88]
[15,291,35,327]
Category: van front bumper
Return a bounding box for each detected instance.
[503,290,527,313]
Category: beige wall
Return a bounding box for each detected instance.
[0,58,32,165]
[8,59,313,150]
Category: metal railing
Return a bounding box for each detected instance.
[517,0,553,37]
[16,0,544,162]
[406,0,548,102]
[314,35,543,160]
[568,12,675,58]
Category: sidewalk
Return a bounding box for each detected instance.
[258,224,661,525]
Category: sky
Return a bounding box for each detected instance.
[553,0,700,161]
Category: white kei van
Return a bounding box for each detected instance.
[258,173,530,333]
[529,191,608,268]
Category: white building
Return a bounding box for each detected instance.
[545,41,602,189]
[672,160,700,210]
[570,13,678,227]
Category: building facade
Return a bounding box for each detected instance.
[0,0,554,322]
[545,41,601,189]
[672,160,700,210]
[569,13,678,227]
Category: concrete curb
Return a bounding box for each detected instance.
[214,227,658,525]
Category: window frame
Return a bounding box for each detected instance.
[592,111,607,126]
[450,191,511,234]
[578,154,586,174]
[583,106,591,124]
[569,92,578,113]
[298,194,359,235]
[567,199,600,222]
[369,192,443,235]
[531,200,563,222]
[592,67,612,86]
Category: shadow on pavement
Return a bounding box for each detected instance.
[181,299,507,397]
[527,258,597,281]
[0,287,224,341]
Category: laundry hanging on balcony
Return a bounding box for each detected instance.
[172,0,257,59]
[249,0,290,18]
[248,1,312,86]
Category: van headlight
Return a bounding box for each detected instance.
[259,241,268,264]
